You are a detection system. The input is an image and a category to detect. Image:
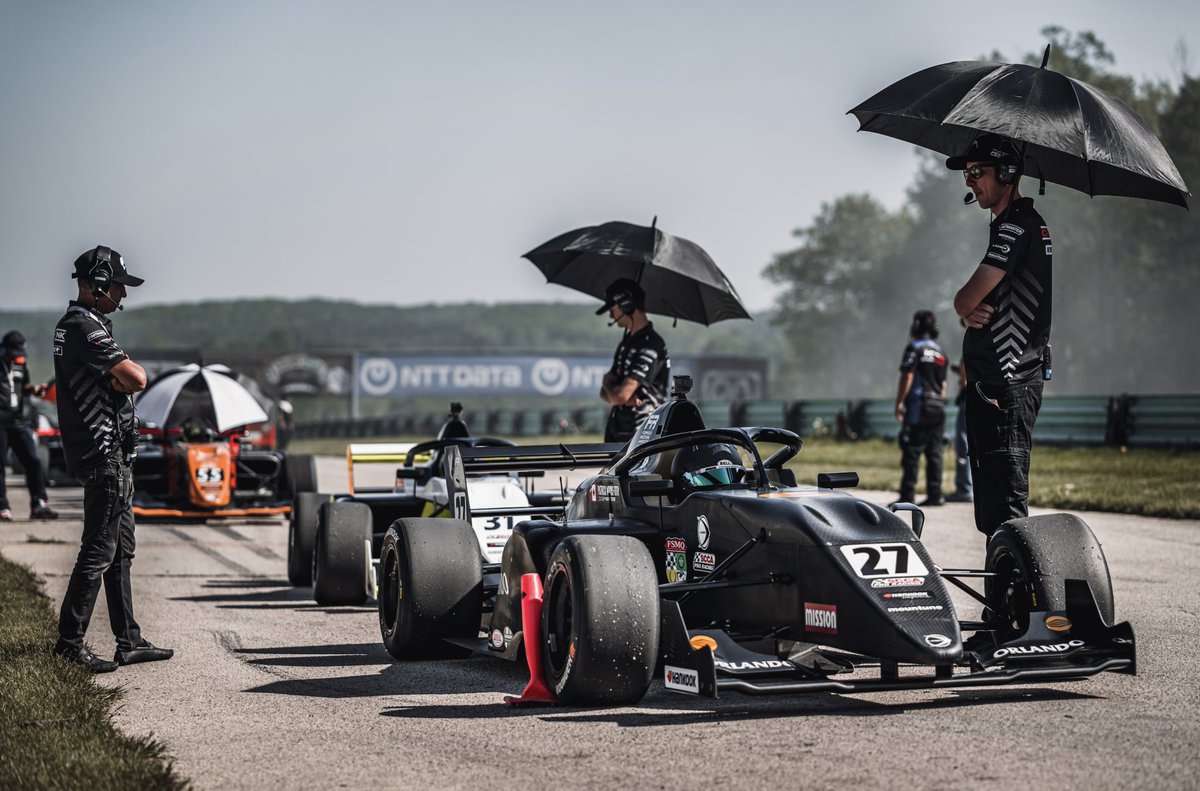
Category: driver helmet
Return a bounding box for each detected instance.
[671,442,752,490]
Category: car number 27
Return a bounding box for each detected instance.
[838,543,929,578]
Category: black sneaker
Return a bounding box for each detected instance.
[946,491,973,503]
[31,500,59,520]
[115,640,174,666]
[53,642,119,674]
[918,495,946,507]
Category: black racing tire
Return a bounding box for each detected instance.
[985,513,1115,639]
[312,501,373,606]
[287,492,328,586]
[285,453,318,497]
[541,534,660,706]
[379,518,483,660]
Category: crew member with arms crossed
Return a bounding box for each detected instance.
[596,278,670,442]
[52,245,173,673]
[948,135,1053,536]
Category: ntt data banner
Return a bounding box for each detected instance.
[355,355,766,400]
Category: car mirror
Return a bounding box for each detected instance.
[629,478,675,498]
[395,467,434,485]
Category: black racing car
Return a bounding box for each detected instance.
[377,376,1135,705]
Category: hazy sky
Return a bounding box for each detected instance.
[2,1,1195,314]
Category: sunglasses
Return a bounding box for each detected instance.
[963,164,993,180]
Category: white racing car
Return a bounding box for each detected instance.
[286,404,568,605]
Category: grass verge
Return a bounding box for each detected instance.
[298,433,1200,519]
[0,557,189,790]
[790,438,1200,519]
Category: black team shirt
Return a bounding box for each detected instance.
[963,197,1053,385]
[609,322,670,422]
[52,301,135,474]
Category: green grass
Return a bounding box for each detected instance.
[295,433,1200,519]
[0,557,189,791]
[788,437,1200,520]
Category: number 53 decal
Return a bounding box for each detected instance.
[839,543,929,578]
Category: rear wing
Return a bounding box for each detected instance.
[443,442,626,521]
[344,442,424,494]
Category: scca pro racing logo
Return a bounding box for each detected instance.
[531,358,570,396]
[360,358,398,396]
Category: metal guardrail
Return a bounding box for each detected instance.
[296,394,1200,449]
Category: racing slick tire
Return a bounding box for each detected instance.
[985,513,1115,639]
[541,534,660,706]
[287,492,328,586]
[313,501,373,606]
[285,453,318,498]
[379,518,482,660]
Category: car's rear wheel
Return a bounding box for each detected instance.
[541,534,659,706]
[312,501,373,605]
[379,518,482,660]
[285,453,318,497]
[985,513,1115,640]
[287,492,327,586]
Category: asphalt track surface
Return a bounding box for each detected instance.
[3,458,1198,791]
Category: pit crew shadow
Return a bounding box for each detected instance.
[245,656,529,699]
[236,642,393,668]
[379,686,1101,724]
[171,578,376,612]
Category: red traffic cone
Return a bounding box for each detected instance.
[504,572,558,706]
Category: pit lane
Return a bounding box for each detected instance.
[2,457,1197,790]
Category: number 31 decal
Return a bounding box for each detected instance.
[839,543,929,578]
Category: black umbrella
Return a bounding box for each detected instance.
[523,219,751,325]
[848,47,1190,208]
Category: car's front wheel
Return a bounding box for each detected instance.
[985,513,1115,640]
[287,492,327,586]
[312,501,372,605]
[379,518,482,660]
[541,534,660,706]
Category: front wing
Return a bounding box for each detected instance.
[659,579,1135,699]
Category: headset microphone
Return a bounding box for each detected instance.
[964,192,977,205]
[98,291,124,311]
[608,317,619,327]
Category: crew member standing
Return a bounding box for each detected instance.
[52,245,173,673]
[1,331,59,521]
[893,310,948,506]
[596,278,669,442]
[949,134,1053,536]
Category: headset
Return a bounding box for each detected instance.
[73,246,123,311]
[910,310,939,339]
[996,161,1020,185]
[90,246,114,289]
[613,288,638,317]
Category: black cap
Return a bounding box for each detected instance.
[594,278,645,315]
[72,246,145,287]
[2,330,25,353]
[946,134,1021,171]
